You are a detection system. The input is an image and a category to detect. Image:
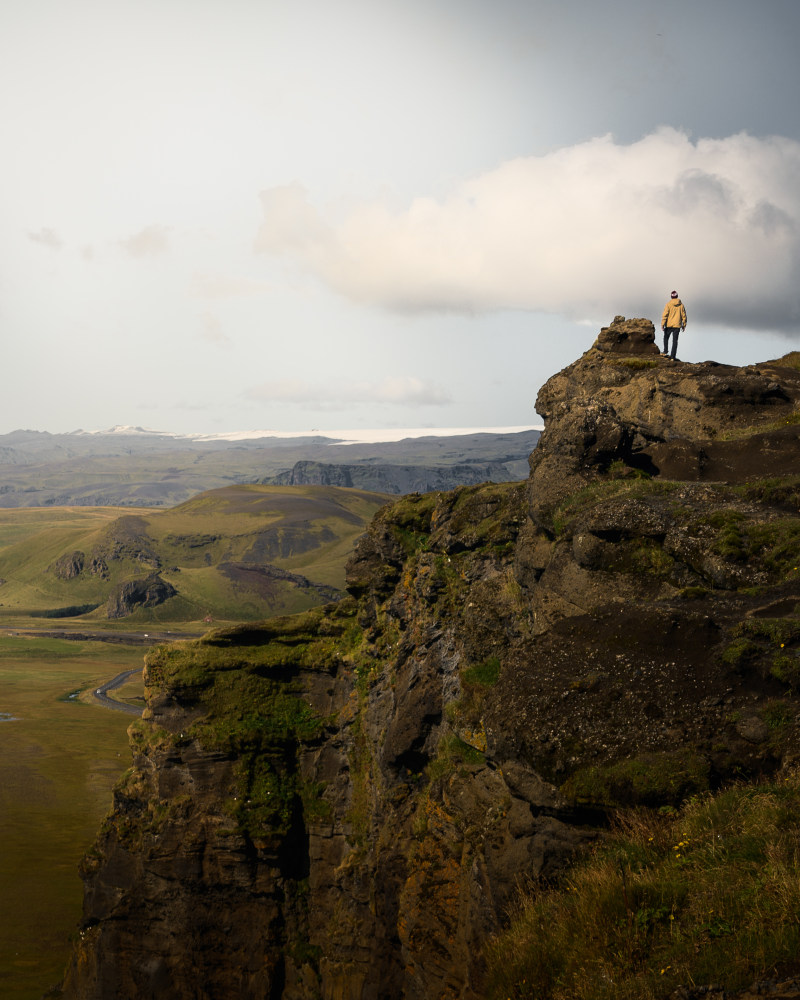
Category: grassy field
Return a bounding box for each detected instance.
[0,484,388,630]
[0,634,146,1000]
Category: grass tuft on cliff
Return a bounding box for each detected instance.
[486,771,800,1000]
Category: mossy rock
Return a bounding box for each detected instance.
[562,750,711,808]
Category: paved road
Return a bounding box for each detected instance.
[93,669,143,716]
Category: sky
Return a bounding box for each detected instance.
[2,0,799,435]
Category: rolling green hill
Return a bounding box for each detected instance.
[0,484,389,630]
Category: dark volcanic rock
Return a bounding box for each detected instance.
[52,550,85,580]
[58,324,800,1000]
[594,314,659,355]
[528,316,800,525]
[106,573,177,618]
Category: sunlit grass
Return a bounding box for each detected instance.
[486,773,800,999]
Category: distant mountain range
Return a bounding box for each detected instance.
[0,426,541,507]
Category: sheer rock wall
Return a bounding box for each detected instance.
[59,318,800,999]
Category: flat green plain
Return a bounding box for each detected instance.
[0,634,146,998]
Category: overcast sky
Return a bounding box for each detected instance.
[2,0,799,435]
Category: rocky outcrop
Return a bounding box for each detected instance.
[529,315,800,525]
[52,550,85,580]
[58,322,800,999]
[106,573,177,619]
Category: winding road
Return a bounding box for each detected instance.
[92,669,143,716]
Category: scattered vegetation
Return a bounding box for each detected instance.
[461,655,501,688]
[720,618,800,689]
[444,656,502,753]
[714,411,800,441]
[702,510,800,578]
[606,358,660,371]
[426,731,485,784]
[562,750,711,809]
[735,475,800,510]
[486,772,800,1000]
[550,478,674,538]
[346,713,374,848]
[387,492,438,555]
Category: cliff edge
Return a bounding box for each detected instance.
[58,318,800,999]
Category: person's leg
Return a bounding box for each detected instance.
[670,329,680,359]
[663,330,670,354]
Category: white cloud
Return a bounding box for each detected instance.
[189,271,270,299]
[198,311,230,345]
[28,227,63,250]
[255,129,800,333]
[245,376,452,409]
[119,224,170,258]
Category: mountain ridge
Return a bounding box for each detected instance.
[0,428,539,508]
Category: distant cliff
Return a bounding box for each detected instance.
[58,318,800,999]
[0,428,538,508]
[267,458,526,493]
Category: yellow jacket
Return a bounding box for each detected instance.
[662,298,687,329]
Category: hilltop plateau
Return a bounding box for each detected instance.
[57,318,800,1000]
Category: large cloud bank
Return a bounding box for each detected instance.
[255,129,800,334]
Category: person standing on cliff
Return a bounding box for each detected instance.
[661,290,687,360]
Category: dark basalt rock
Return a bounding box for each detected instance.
[528,318,800,526]
[594,314,659,355]
[106,573,177,619]
[52,550,85,580]
[58,321,800,1000]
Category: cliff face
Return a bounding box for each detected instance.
[59,319,800,1000]
[269,458,530,494]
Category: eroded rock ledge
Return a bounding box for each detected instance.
[58,319,800,1000]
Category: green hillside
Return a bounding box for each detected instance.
[0,484,389,630]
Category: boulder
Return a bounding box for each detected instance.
[594,315,659,355]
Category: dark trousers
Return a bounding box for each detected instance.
[663,327,681,359]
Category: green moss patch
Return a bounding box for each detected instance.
[562,750,711,809]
